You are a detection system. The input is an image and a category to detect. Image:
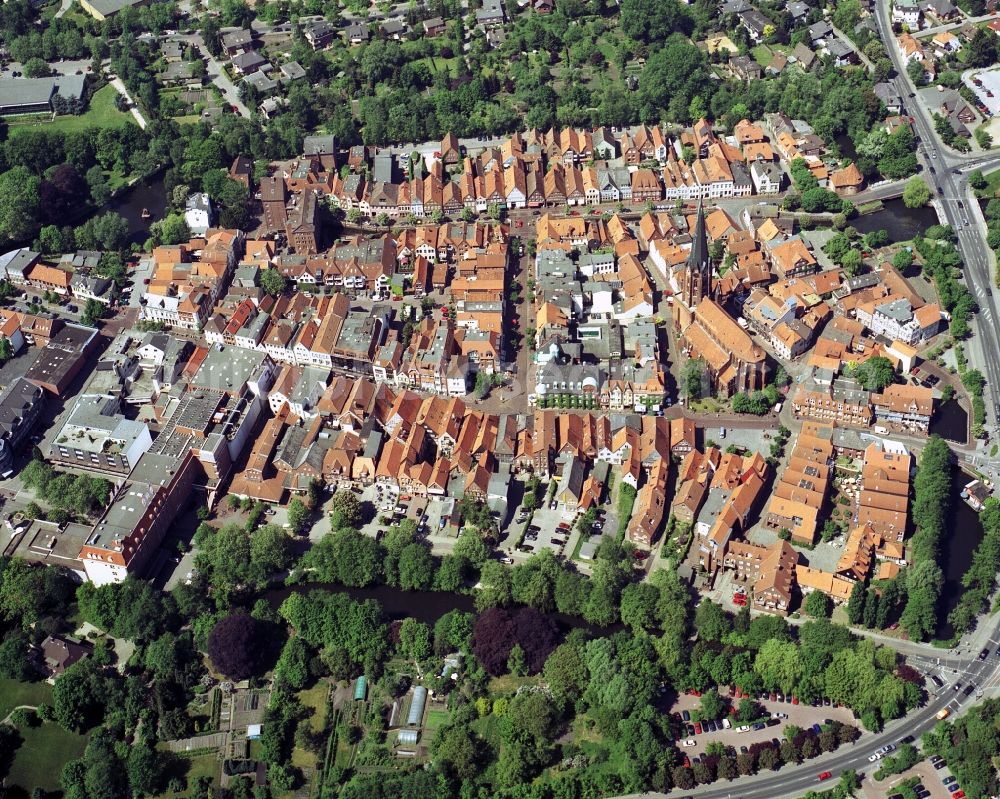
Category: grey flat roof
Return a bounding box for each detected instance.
[0,75,85,109]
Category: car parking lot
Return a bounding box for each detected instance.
[863,758,957,799]
[964,69,1000,118]
[670,689,857,758]
[517,504,575,557]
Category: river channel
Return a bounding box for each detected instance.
[852,198,940,243]
[265,582,623,636]
[936,465,986,639]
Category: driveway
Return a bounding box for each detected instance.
[862,759,954,799]
[108,78,148,129]
[167,33,250,117]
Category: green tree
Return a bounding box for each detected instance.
[397,543,435,591]
[303,529,381,587]
[754,639,801,694]
[697,688,726,720]
[804,591,831,618]
[286,498,310,535]
[149,213,191,247]
[846,580,866,625]
[0,168,41,242]
[330,492,363,529]
[260,268,287,296]
[453,530,490,568]
[619,582,659,630]
[398,618,431,661]
[81,299,106,327]
[853,356,895,391]
[542,641,588,701]
[53,660,104,731]
[681,357,707,399]
[902,177,931,208]
[23,57,50,78]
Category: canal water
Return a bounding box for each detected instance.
[105,177,169,246]
[929,399,969,445]
[852,198,940,243]
[936,465,986,639]
[265,581,623,636]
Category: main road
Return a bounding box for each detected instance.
[620,620,1000,799]
[622,7,1000,798]
[872,0,1000,426]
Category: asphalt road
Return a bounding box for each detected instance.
[618,630,1000,799]
[871,0,1000,427]
[621,7,1000,797]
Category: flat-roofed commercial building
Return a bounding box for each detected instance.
[0,75,86,115]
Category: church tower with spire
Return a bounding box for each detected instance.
[684,201,712,309]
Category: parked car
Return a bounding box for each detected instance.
[681,710,690,722]
[682,739,696,747]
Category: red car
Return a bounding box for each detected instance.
[693,723,702,735]
[817,772,832,781]
[954,793,965,799]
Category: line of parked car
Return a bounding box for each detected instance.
[675,710,733,745]
[930,754,966,799]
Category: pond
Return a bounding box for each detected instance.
[936,464,986,640]
[852,198,940,243]
[104,176,169,246]
[265,582,623,636]
[929,399,969,445]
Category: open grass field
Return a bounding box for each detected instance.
[298,682,330,733]
[982,166,1000,197]
[7,721,88,792]
[151,751,220,799]
[7,85,135,136]
[0,679,52,720]
[425,709,449,731]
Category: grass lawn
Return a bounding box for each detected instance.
[7,722,88,792]
[688,397,727,413]
[983,166,1000,197]
[425,709,449,731]
[7,85,135,136]
[413,56,460,77]
[488,675,540,693]
[752,44,774,66]
[0,679,53,720]
[152,751,220,799]
[291,683,330,770]
[570,528,591,561]
[297,683,330,733]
